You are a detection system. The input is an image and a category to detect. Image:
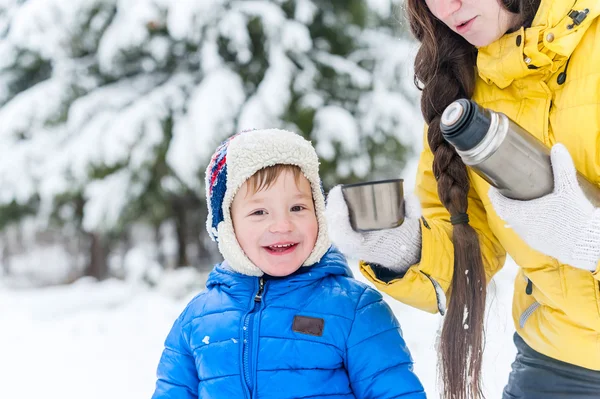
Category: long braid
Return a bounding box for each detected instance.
[423,28,486,399]
[408,3,485,399]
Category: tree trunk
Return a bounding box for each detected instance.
[173,198,189,268]
[86,232,109,280]
[0,233,9,276]
[193,207,213,272]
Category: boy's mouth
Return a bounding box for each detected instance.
[264,242,298,255]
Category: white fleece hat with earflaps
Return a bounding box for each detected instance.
[205,129,331,276]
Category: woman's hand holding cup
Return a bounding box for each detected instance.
[325,180,423,273]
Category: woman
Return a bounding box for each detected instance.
[325,0,600,398]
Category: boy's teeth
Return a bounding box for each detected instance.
[272,244,293,248]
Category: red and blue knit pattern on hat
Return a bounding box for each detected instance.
[206,136,234,242]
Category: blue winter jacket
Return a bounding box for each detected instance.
[152,248,425,399]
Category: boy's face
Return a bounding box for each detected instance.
[231,170,318,277]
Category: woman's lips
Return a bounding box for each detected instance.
[456,17,476,34]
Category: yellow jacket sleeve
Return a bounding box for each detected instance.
[360,132,506,314]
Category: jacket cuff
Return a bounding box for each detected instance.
[359,217,451,315]
[358,216,454,289]
[367,263,407,283]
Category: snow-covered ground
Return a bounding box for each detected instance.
[0,258,519,399]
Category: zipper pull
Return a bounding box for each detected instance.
[525,278,533,295]
[254,277,264,302]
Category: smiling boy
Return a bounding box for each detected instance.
[151,128,425,399]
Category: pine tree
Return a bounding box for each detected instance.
[0,0,421,281]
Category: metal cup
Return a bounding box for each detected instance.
[341,178,405,232]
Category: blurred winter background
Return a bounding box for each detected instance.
[0,0,519,398]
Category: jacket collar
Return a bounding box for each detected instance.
[205,246,351,297]
[477,0,599,88]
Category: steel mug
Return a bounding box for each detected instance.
[341,179,405,232]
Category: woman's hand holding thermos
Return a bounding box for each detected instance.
[489,144,600,271]
[440,99,600,271]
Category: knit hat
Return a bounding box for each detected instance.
[205,128,331,276]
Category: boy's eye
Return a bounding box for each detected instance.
[250,210,266,216]
[291,205,305,212]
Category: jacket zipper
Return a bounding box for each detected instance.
[242,277,264,398]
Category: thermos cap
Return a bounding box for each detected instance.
[440,99,491,151]
[441,102,465,126]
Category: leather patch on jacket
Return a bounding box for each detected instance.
[292,315,324,337]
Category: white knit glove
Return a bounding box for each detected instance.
[324,185,422,273]
[489,143,600,271]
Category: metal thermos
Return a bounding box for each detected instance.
[439,99,600,207]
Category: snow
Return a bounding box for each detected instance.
[0,258,519,399]
[82,170,133,232]
[237,50,295,130]
[167,68,245,190]
[97,0,156,75]
[365,0,395,18]
[218,11,253,63]
[232,1,287,36]
[280,20,312,53]
[314,51,372,88]
[313,105,360,161]
[0,277,193,399]
[2,244,75,287]
[293,0,318,25]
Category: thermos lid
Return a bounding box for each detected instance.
[440,99,491,151]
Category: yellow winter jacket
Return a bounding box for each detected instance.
[361,0,600,370]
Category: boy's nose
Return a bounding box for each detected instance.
[269,218,294,233]
[432,0,461,20]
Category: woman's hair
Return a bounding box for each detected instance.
[405,1,540,398]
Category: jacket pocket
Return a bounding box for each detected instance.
[519,301,540,328]
[422,272,446,316]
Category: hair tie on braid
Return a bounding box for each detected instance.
[451,213,470,225]
[450,213,469,225]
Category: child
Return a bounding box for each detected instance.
[151,129,426,399]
